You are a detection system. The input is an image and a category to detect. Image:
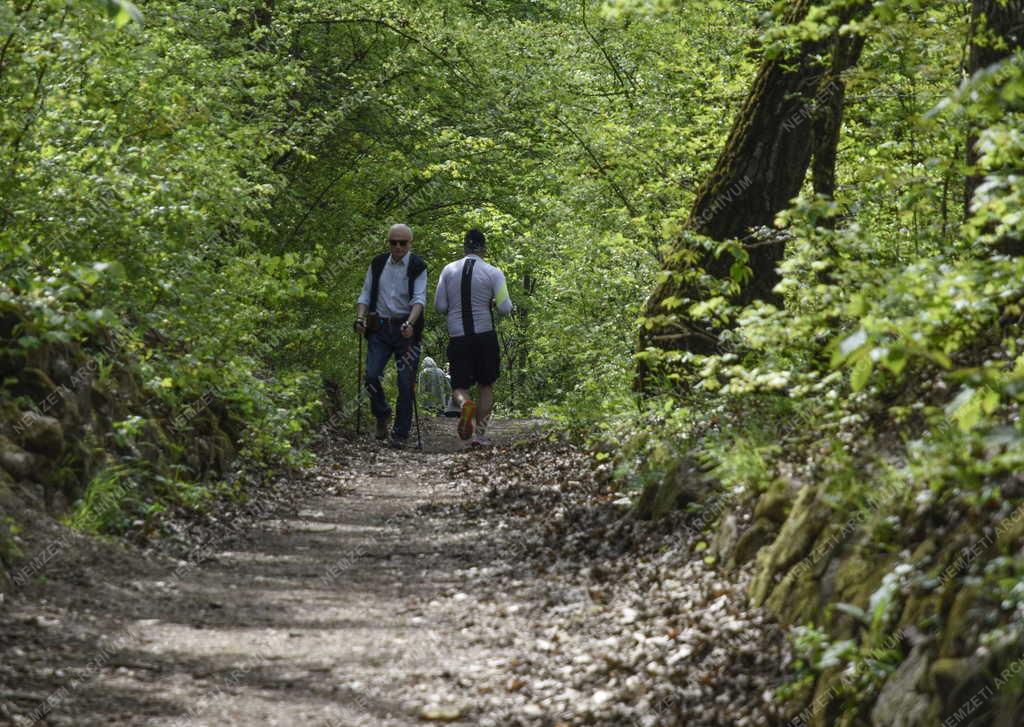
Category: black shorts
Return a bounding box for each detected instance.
[447,330,500,390]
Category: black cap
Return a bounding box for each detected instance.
[464,228,486,253]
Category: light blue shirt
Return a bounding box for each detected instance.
[357,252,427,318]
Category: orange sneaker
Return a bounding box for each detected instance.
[458,400,476,440]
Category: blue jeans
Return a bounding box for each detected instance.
[364,326,420,439]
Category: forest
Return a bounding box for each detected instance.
[1,0,1023,724]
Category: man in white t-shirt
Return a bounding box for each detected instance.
[434,229,513,445]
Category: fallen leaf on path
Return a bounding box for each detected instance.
[419,704,464,721]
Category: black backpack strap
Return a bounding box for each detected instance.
[406,254,426,298]
[368,253,389,312]
[460,258,476,336]
[407,254,427,341]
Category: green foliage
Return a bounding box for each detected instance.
[67,464,139,535]
[0,0,765,442]
[787,621,903,713]
[704,434,779,493]
[577,7,1024,716]
[91,0,143,28]
[3,4,1024,714]
[1,0,334,530]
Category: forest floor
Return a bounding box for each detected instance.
[0,417,792,726]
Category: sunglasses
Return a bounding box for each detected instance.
[388,239,410,246]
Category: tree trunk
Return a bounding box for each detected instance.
[636,0,870,394]
[964,0,1024,255]
[811,32,867,199]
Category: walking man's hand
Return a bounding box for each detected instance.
[401,321,414,339]
[354,317,366,335]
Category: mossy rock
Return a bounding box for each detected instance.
[732,516,779,567]
[136,418,174,469]
[929,652,1017,726]
[929,531,975,581]
[24,340,53,371]
[940,585,984,657]
[833,704,872,727]
[929,656,987,711]
[0,468,16,509]
[209,421,237,474]
[995,508,1024,551]
[764,562,821,622]
[88,388,115,430]
[58,395,83,433]
[636,458,712,520]
[807,669,846,727]
[870,644,931,727]
[710,512,740,564]
[67,373,96,419]
[9,367,60,404]
[989,664,1024,727]
[13,480,45,510]
[0,304,23,338]
[775,674,816,724]
[15,411,64,457]
[830,544,895,630]
[47,458,85,508]
[750,484,831,606]
[0,435,37,480]
[46,346,82,386]
[0,347,27,377]
[911,537,937,563]
[899,588,941,633]
[113,367,143,404]
[0,398,22,438]
[754,477,797,523]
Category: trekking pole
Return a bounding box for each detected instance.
[413,381,422,450]
[409,338,422,450]
[496,323,510,410]
[356,332,364,437]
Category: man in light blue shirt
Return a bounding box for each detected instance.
[355,223,427,447]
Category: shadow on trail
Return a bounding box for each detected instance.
[1,416,787,726]
[2,418,559,726]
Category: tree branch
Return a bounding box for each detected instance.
[297,16,476,88]
[579,0,635,100]
[553,115,638,218]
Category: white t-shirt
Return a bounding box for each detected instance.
[434,254,512,337]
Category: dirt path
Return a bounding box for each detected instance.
[0,418,790,726]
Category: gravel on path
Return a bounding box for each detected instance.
[0,417,791,726]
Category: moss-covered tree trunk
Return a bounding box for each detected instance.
[635,0,869,394]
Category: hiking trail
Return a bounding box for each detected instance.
[0,418,790,726]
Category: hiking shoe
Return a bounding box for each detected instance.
[458,400,476,440]
[375,417,389,440]
[387,435,407,449]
